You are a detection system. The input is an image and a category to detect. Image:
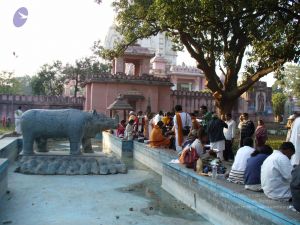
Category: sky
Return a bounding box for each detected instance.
[0,0,274,86]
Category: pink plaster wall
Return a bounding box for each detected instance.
[84,82,172,118]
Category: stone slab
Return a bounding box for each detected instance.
[133,141,177,176]
[0,137,22,163]
[0,159,8,200]
[16,153,127,175]
[162,163,300,225]
[103,131,133,157]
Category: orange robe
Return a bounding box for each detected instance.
[149,125,170,148]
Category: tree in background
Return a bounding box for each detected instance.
[272,92,287,121]
[31,61,64,96]
[275,63,300,98]
[102,0,299,114]
[63,56,111,97]
[0,71,21,94]
[16,76,33,95]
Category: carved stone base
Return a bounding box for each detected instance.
[16,151,127,175]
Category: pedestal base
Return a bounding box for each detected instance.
[16,151,127,175]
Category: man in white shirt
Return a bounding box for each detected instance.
[261,142,295,201]
[290,115,300,165]
[227,137,255,184]
[14,106,23,134]
[124,119,135,140]
[223,113,236,161]
[172,105,192,154]
[153,111,163,125]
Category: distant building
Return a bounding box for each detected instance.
[82,26,273,121]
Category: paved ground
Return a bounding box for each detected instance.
[0,164,211,225]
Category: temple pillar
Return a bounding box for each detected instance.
[114,57,125,73]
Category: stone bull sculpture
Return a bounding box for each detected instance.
[21,109,118,155]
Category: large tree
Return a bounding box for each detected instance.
[0,71,21,94]
[102,0,299,114]
[63,57,111,97]
[31,61,65,96]
[272,92,287,121]
[275,63,300,98]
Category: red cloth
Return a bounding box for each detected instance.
[255,125,268,146]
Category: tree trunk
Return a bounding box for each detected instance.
[215,96,237,117]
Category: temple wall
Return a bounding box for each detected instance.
[85,82,172,118]
[0,95,84,123]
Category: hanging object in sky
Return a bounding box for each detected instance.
[13,7,28,27]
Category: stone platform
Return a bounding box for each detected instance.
[16,151,127,175]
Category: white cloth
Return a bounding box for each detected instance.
[190,138,209,159]
[153,114,162,125]
[231,146,255,171]
[210,140,225,160]
[124,124,134,140]
[261,150,293,201]
[173,112,192,152]
[290,117,300,165]
[224,119,236,140]
[14,109,23,134]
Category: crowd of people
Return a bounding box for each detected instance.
[115,105,300,212]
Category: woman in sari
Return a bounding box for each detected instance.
[255,119,268,147]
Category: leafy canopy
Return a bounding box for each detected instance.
[104,0,299,111]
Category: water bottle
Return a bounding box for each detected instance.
[212,165,217,179]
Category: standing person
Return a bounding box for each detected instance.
[286,115,295,141]
[153,110,163,125]
[261,142,295,201]
[172,105,192,154]
[291,164,300,212]
[207,113,228,160]
[199,105,212,132]
[124,119,135,141]
[255,119,268,147]
[290,114,300,165]
[223,113,236,161]
[239,113,255,147]
[1,114,6,128]
[14,106,23,134]
[137,111,145,136]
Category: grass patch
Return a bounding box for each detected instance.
[0,126,14,135]
[232,134,286,154]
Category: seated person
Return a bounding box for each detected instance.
[124,119,135,140]
[291,164,300,212]
[244,145,273,191]
[227,137,255,184]
[190,128,209,159]
[149,121,171,148]
[261,142,295,201]
[116,120,126,138]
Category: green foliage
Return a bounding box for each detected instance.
[106,0,300,113]
[0,71,21,94]
[272,92,287,116]
[15,76,33,95]
[275,63,300,98]
[63,56,111,97]
[266,135,286,150]
[31,61,65,96]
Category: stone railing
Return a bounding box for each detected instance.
[0,94,85,120]
[170,65,204,75]
[171,90,215,113]
[85,73,173,86]
[0,94,84,106]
